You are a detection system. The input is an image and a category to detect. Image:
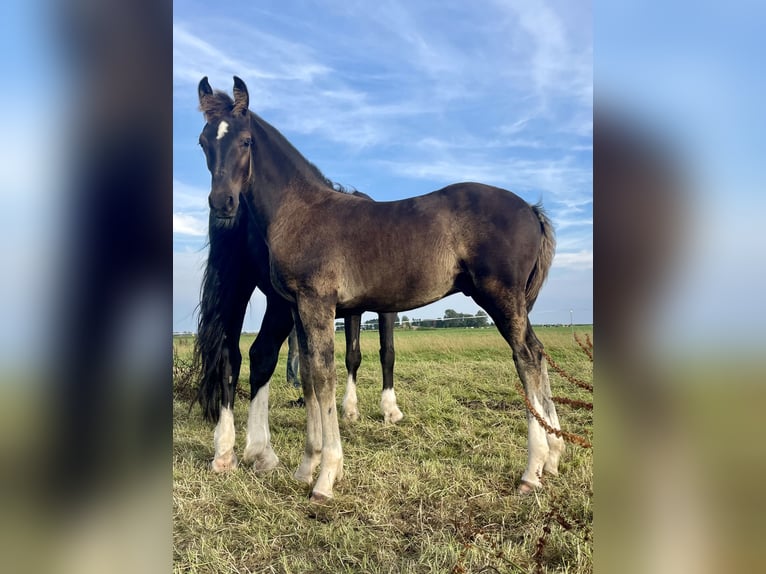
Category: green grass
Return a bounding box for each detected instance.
[173,326,593,573]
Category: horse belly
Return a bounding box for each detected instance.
[338,258,458,313]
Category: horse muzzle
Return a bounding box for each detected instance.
[208,190,239,219]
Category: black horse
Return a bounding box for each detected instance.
[198,76,562,501]
[193,139,401,473]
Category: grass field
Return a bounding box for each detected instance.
[173,326,593,573]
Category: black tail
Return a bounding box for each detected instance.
[191,221,247,423]
[526,202,556,312]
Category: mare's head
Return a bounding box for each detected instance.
[197,76,255,231]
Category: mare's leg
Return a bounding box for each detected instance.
[211,342,240,472]
[293,297,343,501]
[242,298,294,472]
[475,289,555,493]
[379,312,403,423]
[210,280,253,472]
[286,327,301,389]
[342,315,362,421]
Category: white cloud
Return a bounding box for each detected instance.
[554,249,592,270]
[173,179,208,238]
[380,156,591,201]
[173,1,592,152]
[173,22,331,106]
[173,249,206,332]
[555,217,593,231]
[173,213,207,237]
[498,0,592,108]
[173,179,208,210]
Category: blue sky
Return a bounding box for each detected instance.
[173,0,593,333]
[595,2,766,350]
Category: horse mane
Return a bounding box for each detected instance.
[251,112,352,193]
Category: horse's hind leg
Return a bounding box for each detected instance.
[379,312,403,423]
[342,315,362,421]
[527,325,565,475]
[242,298,294,472]
[478,290,554,492]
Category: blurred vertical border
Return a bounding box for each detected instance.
[0,0,172,572]
[595,1,766,573]
[2,0,765,572]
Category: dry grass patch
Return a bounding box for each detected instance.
[174,326,592,573]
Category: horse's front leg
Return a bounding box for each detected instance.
[292,298,343,501]
[211,343,239,472]
[242,298,294,472]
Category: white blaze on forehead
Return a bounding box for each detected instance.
[216,120,229,140]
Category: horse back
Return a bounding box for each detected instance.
[269,181,542,311]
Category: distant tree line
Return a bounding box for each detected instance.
[343,309,490,331]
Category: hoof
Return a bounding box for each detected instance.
[518,480,537,495]
[384,407,404,424]
[254,457,279,473]
[288,396,305,408]
[294,468,314,485]
[244,450,279,473]
[343,409,359,423]
[309,490,332,504]
[210,451,238,473]
[544,451,562,476]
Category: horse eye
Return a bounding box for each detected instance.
[242,137,253,147]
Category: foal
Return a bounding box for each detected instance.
[193,149,401,474]
[198,76,563,501]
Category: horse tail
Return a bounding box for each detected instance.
[525,202,556,312]
[191,226,243,423]
[191,258,227,423]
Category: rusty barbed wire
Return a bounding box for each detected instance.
[514,378,592,449]
[513,335,594,449]
[573,332,593,362]
[543,350,593,392]
[552,396,593,411]
[533,503,592,574]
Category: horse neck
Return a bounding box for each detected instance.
[243,170,329,236]
[245,114,334,230]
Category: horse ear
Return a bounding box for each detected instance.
[198,76,213,102]
[232,76,249,115]
[198,76,215,119]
